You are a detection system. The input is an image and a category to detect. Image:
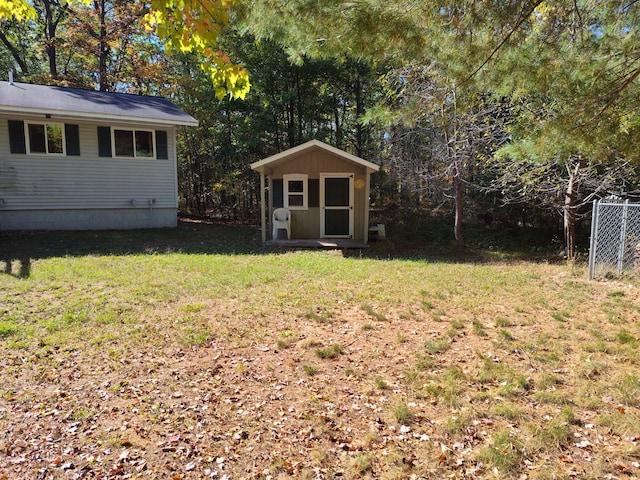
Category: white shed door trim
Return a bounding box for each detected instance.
[320,173,354,239]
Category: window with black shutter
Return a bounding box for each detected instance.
[8,120,26,154]
[25,122,65,155]
[9,120,80,156]
[65,124,80,156]
[98,126,112,157]
[156,130,168,159]
[272,179,284,208]
[308,179,320,207]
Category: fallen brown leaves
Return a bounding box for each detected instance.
[2,273,640,479]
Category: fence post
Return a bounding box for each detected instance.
[616,200,629,275]
[588,199,599,280]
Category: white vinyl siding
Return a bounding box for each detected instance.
[0,117,178,216]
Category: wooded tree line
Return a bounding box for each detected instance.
[3,1,639,259]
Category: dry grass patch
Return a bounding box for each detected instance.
[1,227,639,479]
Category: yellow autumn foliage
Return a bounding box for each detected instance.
[1,0,250,99]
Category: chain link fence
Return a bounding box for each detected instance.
[588,199,640,280]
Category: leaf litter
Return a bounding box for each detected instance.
[1,274,640,479]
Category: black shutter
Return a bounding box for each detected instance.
[65,124,80,156]
[8,120,26,154]
[97,126,112,157]
[156,130,168,159]
[308,179,319,207]
[272,179,284,208]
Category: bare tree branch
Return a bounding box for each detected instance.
[461,0,544,86]
[0,26,29,73]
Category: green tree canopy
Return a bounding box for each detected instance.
[239,0,640,258]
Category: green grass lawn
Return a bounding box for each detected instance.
[1,222,639,479]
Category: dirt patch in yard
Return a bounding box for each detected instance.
[2,268,640,479]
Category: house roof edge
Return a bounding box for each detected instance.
[251,139,380,173]
[0,81,198,127]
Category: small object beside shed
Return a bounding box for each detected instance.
[368,223,386,241]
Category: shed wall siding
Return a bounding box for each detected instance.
[0,116,178,230]
[269,150,365,177]
[290,208,320,239]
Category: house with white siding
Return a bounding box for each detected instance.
[0,80,198,231]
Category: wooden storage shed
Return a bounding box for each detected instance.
[251,140,380,246]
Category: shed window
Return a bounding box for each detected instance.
[113,128,155,158]
[283,174,308,210]
[26,122,65,155]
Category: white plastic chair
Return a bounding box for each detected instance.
[272,208,291,240]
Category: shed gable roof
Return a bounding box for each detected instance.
[250,140,380,173]
[0,81,198,127]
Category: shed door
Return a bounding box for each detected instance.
[320,173,353,238]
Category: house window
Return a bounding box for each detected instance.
[113,128,155,158]
[26,122,65,155]
[283,174,308,210]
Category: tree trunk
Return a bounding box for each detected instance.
[286,73,296,148]
[0,30,29,74]
[296,70,303,144]
[354,75,364,157]
[564,162,580,263]
[43,1,58,77]
[454,169,464,247]
[334,107,342,148]
[185,131,197,214]
[98,0,109,91]
[445,88,464,247]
